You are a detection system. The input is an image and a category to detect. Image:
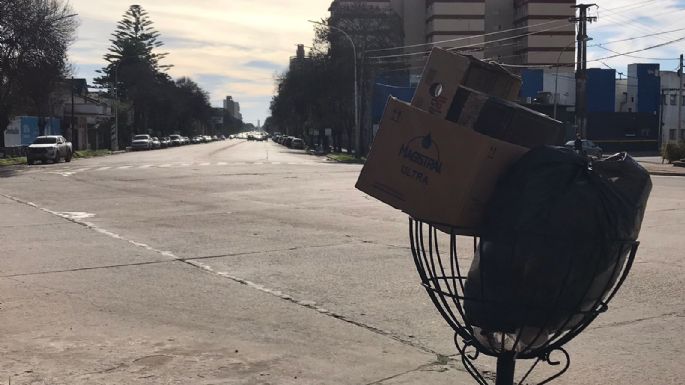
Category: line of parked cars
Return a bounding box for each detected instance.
[272,134,305,150]
[131,134,226,151]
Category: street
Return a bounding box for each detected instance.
[1,140,683,385]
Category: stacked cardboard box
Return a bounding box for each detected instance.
[356,48,564,234]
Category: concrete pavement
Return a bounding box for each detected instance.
[0,140,683,384]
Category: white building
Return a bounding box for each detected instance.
[660,71,685,144]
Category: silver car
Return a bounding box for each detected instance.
[131,134,152,151]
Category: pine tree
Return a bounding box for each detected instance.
[95,5,171,89]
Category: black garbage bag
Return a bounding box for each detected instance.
[464,147,651,343]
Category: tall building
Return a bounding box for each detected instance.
[330,0,576,65]
[223,96,242,120]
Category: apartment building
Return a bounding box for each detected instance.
[330,0,576,65]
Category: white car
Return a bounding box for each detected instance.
[27,136,72,164]
[131,134,153,150]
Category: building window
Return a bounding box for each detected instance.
[670,129,677,140]
[662,94,667,105]
[682,96,685,106]
[631,97,635,103]
[670,95,677,105]
[681,130,685,140]
[628,108,632,112]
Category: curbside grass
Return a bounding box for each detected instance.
[0,157,27,166]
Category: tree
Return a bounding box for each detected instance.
[94,5,172,145]
[0,0,77,147]
[269,3,404,154]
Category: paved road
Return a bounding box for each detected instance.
[1,140,683,384]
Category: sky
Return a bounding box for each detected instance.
[67,0,685,126]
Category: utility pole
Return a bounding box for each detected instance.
[570,3,597,138]
[70,77,75,145]
[678,54,683,139]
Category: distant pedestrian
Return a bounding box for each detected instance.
[574,134,583,155]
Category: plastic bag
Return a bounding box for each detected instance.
[464,147,651,344]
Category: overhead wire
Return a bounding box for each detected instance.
[368,23,571,60]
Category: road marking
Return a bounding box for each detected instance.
[271,162,281,165]
[158,164,173,168]
[179,163,192,167]
[117,165,132,169]
[58,212,95,220]
[96,166,112,171]
[138,165,152,169]
[0,192,437,356]
[216,162,228,166]
[199,162,211,166]
[254,162,263,165]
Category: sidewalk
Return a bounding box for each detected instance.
[638,161,685,177]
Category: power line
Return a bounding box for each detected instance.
[365,18,568,54]
[592,35,685,62]
[368,23,570,60]
[595,45,680,61]
[589,27,685,48]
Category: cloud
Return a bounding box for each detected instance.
[244,60,285,71]
[67,0,332,125]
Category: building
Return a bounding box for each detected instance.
[223,96,242,121]
[659,71,685,145]
[3,78,112,150]
[330,0,576,64]
[507,0,576,67]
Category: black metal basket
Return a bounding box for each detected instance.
[409,218,638,385]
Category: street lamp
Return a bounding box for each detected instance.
[111,60,125,151]
[308,20,359,157]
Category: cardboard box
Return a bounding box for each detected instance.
[356,98,528,234]
[447,86,564,148]
[412,47,522,119]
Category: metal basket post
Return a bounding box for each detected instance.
[409,218,638,385]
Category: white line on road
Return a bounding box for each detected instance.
[216,162,228,166]
[117,166,132,169]
[96,167,112,171]
[138,165,152,169]
[199,162,211,166]
[0,192,434,355]
[158,164,173,168]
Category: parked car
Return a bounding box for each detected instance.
[169,134,182,146]
[564,139,603,159]
[182,136,190,145]
[26,135,72,164]
[283,136,294,147]
[192,135,204,144]
[160,137,171,148]
[131,134,153,151]
[151,137,161,149]
[290,138,305,149]
[219,135,226,140]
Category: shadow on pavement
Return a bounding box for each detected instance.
[0,167,22,178]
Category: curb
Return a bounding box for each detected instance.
[648,171,685,177]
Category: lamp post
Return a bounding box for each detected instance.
[308,20,359,157]
[111,61,124,151]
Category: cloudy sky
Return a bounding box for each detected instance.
[67,0,685,126]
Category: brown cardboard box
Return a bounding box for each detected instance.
[447,86,564,148]
[356,98,528,234]
[412,47,521,119]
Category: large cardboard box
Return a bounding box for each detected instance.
[447,86,564,148]
[356,98,528,234]
[412,47,521,119]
